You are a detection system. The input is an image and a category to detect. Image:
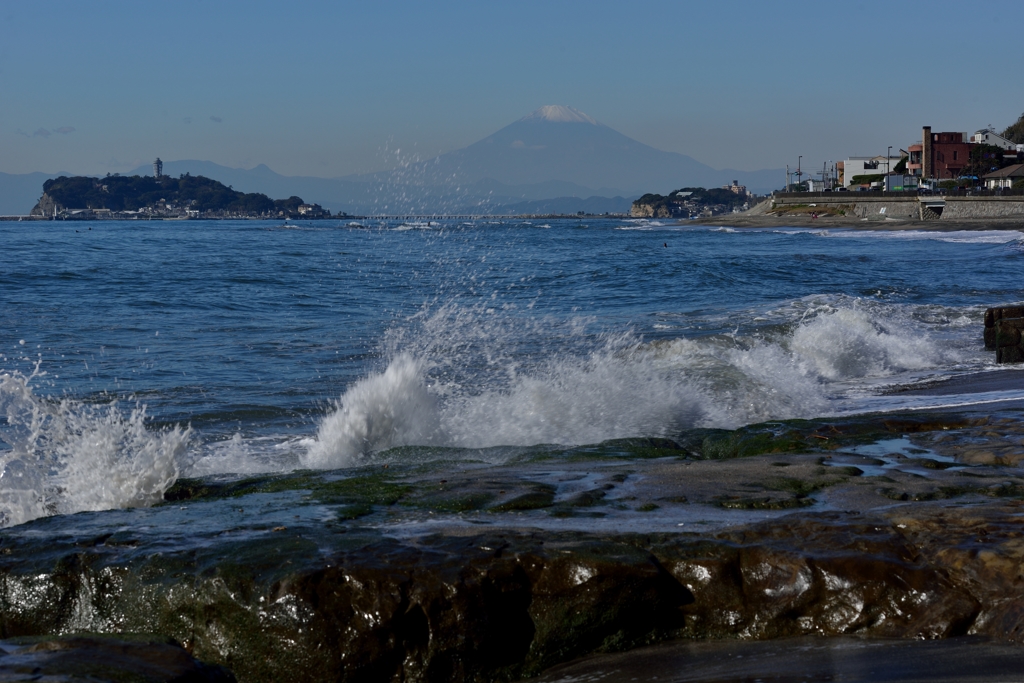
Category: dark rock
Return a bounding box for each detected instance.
[997,346,1024,363]
[4,505,1024,683]
[4,416,1024,682]
[985,307,1024,327]
[534,635,1024,683]
[0,634,234,682]
[995,318,1024,347]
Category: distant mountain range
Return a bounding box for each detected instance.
[0,106,783,215]
[370,105,783,197]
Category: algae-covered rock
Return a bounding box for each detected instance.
[2,414,1024,682]
[4,502,1024,683]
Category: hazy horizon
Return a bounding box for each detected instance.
[3,0,1022,180]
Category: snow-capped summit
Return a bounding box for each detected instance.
[519,105,598,125]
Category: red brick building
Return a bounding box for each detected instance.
[907,126,973,179]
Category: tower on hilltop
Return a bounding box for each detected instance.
[153,158,163,178]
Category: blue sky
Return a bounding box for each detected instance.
[2,0,1022,178]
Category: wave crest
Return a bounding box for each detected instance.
[305,301,960,468]
[0,372,189,527]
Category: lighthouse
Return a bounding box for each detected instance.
[153,158,163,179]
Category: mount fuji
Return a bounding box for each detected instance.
[382,105,781,197]
[1,106,783,215]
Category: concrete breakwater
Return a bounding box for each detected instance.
[772,193,1024,221]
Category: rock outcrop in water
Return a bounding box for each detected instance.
[3,416,1024,682]
[984,306,1024,362]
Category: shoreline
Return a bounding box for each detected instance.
[693,213,1024,231]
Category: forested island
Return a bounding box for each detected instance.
[630,187,752,218]
[30,173,333,219]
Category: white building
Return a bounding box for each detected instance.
[982,164,1024,189]
[971,129,1023,152]
[841,156,903,187]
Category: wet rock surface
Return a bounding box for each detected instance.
[2,411,1024,682]
[0,634,234,682]
[534,635,1024,682]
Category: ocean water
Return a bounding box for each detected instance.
[1,217,1022,527]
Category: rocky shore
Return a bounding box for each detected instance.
[3,394,1024,681]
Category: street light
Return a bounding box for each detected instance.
[886,146,892,192]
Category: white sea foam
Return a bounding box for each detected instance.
[0,371,189,527]
[185,433,304,477]
[305,299,964,469]
[302,354,440,468]
[789,307,943,380]
[303,338,716,469]
[826,230,1024,245]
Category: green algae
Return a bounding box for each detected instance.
[687,414,986,462]
[162,469,415,518]
[716,494,814,510]
[309,473,412,507]
[879,481,1024,503]
[489,486,557,512]
[714,466,857,510]
[408,490,496,513]
[163,472,324,502]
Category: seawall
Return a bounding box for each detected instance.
[772,193,1024,221]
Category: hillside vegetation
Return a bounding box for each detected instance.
[40,174,304,214]
[631,187,748,218]
[1002,112,1024,144]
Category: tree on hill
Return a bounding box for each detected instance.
[670,187,747,208]
[1002,112,1024,144]
[964,143,1013,178]
[632,186,748,217]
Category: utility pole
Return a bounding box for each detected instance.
[886,146,892,192]
[797,156,802,189]
[786,165,790,192]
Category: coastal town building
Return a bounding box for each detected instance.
[907,127,971,180]
[297,203,329,218]
[982,164,1024,189]
[971,129,1023,152]
[721,180,749,196]
[841,156,902,188]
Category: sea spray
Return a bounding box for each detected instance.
[790,306,943,380]
[0,371,189,527]
[304,341,716,469]
[305,301,962,468]
[302,354,440,468]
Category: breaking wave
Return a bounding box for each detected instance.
[0,371,189,527]
[304,299,966,468]
[0,298,977,520]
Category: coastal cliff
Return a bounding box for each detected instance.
[629,198,668,218]
[29,192,58,217]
